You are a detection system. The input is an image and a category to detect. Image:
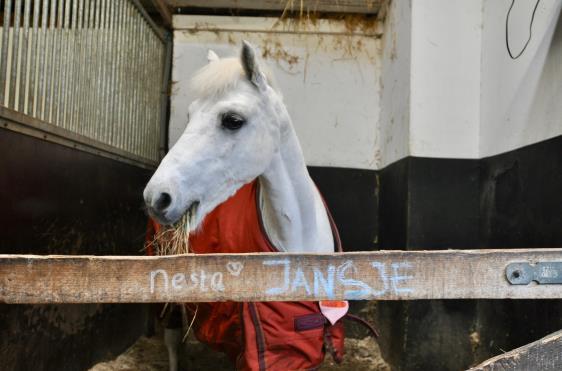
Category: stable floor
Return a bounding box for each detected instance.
[90,331,390,371]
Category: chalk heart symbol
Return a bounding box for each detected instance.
[226,261,244,276]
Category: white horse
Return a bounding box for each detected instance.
[143,41,336,370]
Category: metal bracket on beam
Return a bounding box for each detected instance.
[506,262,562,285]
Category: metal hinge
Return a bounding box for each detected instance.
[506,262,562,285]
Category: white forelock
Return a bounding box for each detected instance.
[189,56,277,98]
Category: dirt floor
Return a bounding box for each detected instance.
[91,330,391,371]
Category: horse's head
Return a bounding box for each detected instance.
[144,41,284,227]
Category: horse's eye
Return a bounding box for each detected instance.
[221,112,246,131]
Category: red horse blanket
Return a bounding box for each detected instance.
[149,180,345,370]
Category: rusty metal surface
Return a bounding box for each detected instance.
[0,0,167,164]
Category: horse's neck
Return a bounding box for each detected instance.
[258,124,334,253]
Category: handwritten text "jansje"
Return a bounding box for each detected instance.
[263,259,413,299]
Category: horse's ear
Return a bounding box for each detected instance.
[241,40,267,90]
[207,50,219,63]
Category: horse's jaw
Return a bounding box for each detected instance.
[154,167,245,232]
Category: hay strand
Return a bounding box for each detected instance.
[146,213,191,256]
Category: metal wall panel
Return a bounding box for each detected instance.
[0,0,168,165]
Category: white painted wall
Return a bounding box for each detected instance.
[170,2,562,170]
[410,0,482,159]
[408,0,561,160]
[378,0,411,167]
[479,0,562,157]
[171,16,382,170]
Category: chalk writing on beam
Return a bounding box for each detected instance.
[263,259,414,299]
[226,261,244,276]
[390,262,413,294]
[150,269,225,294]
[263,259,290,295]
[148,259,414,299]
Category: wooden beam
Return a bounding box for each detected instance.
[172,15,383,37]
[469,330,562,371]
[0,249,561,304]
[167,0,382,14]
[151,0,173,28]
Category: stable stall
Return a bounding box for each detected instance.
[1,1,561,370]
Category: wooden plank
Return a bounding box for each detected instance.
[469,330,562,371]
[0,249,561,304]
[167,0,382,14]
[172,15,383,37]
[151,0,173,28]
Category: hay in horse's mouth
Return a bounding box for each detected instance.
[145,203,200,343]
[148,202,198,256]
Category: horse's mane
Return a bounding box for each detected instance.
[190,56,277,98]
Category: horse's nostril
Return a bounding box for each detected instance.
[154,192,172,211]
